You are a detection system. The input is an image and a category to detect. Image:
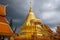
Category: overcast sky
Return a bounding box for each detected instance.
[0,0,60,33]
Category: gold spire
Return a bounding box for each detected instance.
[22,0,37,26]
[29,0,32,12]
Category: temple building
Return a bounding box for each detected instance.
[0,5,13,40]
[55,26,60,40]
[14,1,54,40]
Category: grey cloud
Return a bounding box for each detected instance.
[0,0,60,33]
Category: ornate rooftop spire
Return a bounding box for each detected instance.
[0,5,6,16]
[0,5,8,24]
[29,0,32,12]
[22,0,41,26]
[22,0,37,26]
[0,4,8,16]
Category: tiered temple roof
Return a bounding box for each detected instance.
[0,16,8,24]
[0,5,13,36]
[0,22,13,36]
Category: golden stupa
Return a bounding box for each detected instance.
[14,1,54,40]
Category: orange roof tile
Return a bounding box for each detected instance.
[0,5,6,16]
[0,22,13,36]
[0,16,8,24]
[55,34,60,38]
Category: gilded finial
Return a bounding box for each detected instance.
[29,0,32,12]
